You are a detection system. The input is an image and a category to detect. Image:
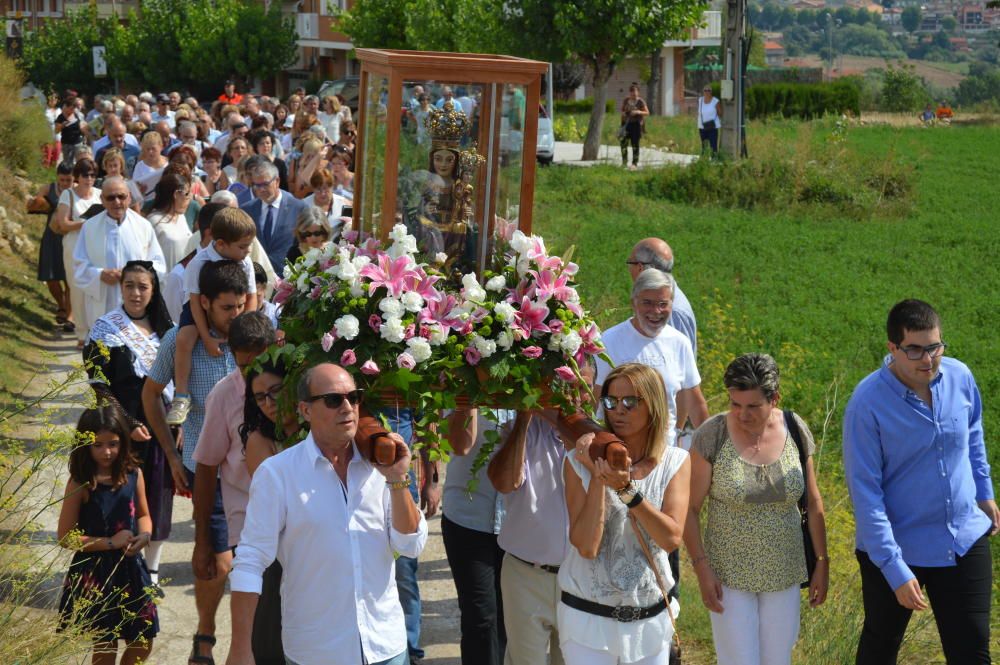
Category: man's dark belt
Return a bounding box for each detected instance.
[510,553,560,574]
[561,591,666,623]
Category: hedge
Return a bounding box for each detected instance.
[745,80,861,119]
[554,98,617,114]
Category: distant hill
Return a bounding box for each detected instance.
[784,55,967,88]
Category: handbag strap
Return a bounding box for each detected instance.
[783,409,808,515]
[628,513,681,650]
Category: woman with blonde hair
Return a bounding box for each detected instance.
[132,131,167,202]
[288,135,328,199]
[98,148,143,211]
[318,95,342,143]
[559,362,690,665]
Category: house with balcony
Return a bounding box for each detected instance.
[578,9,723,116]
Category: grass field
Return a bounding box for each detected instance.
[533,118,1000,662]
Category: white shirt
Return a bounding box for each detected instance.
[596,320,700,448]
[230,434,428,665]
[73,209,167,330]
[147,211,194,270]
[497,416,569,567]
[163,260,187,324]
[181,234,278,297]
[151,109,176,129]
[183,243,257,297]
[698,97,720,129]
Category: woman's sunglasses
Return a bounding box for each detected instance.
[601,395,643,411]
[305,389,364,408]
[301,230,328,239]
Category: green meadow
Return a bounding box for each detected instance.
[533,117,1000,663]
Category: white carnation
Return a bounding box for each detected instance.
[547,334,562,352]
[401,291,425,313]
[493,301,516,323]
[406,337,433,362]
[472,335,497,358]
[510,230,532,255]
[496,330,513,350]
[334,314,360,340]
[485,275,507,292]
[379,297,405,318]
[558,330,582,356]
[380,316,406,343]
[461,273,487,301]
[434,252,448,264]
[352,255,371,271]
[389,223,410,243]
[348,280,365,298]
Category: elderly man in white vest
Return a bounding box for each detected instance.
[74,176,166,332]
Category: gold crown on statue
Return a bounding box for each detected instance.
[426,101,471,148]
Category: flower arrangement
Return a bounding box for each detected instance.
[273,222,608,456]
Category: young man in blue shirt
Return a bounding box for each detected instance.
[844,299,998,664]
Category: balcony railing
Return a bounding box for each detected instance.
[663,10,723,46]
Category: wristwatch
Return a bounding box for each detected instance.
[616,480,640,506]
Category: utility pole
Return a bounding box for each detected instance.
[720,0,746,159]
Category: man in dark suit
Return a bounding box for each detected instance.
[241,160,308,271]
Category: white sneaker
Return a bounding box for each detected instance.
[166,395,192,426]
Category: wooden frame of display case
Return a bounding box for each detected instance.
[353,49,548,268]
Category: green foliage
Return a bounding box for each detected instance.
[835,24,906,58]
[19,6,118,97]
[955,62,1000,108]
[745,80,861,119]
[553,98,617,114]
[901,6,922,34]
[880,62,931,112]
[0,57,51,172]
[553,115,585,141]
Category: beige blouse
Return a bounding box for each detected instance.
[692,412,815,593]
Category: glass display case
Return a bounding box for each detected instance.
[354,49,548,275]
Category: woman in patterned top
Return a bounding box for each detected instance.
[558,362,690,665]
[683,353,828,665]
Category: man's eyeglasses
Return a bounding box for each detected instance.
[103,193,128,202]
[251,177,277,190]
[305,389,365,408]
[626,260,650,268]
[300,230,328,239]
[896,342,947,361]
[253,386,282,406]
[601,395,643,411]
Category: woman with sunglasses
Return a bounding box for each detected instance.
[286,206,333,265]
[50,157,103,345]
[239,359,296,665]
[683,353,828,665]
[559,362,690,665]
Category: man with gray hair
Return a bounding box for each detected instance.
[240,159,308,270]
[628,237,698,358]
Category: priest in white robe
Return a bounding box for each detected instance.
[74,176,166,339]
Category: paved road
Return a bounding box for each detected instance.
[553,141,697,168]
[9,329,461,664]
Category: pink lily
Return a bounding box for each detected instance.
[512,296,551,338]
[360,252,415,297]
[420,294,463,330]
[528,269,570,303]
[404,267,442,300]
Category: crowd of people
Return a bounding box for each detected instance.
[29,84,995,665]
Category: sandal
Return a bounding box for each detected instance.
[55,309,68,324]
[62,320,76,333]
[189,633,216,664]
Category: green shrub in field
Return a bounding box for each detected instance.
[746,80,861,120]
[554,98,617,114]
[636,122,911,218]
[0,56,51,172]
[553,115,585,142]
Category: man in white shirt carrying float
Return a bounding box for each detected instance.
[227,363,428,665]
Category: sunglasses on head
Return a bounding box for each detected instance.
[601,395,643,411]
[305,389,364,408]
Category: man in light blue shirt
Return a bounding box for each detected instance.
[843,299,998,665]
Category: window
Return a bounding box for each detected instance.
[320,0,346,16]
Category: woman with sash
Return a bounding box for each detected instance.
[84,260,175,585]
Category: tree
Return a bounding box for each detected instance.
[552,62,586,99]
[941,16,957,32]
[955,62,1000,106]
[880,61,930,110]
[901,6,922,34]
[19,6,119,97]
[761,2,782,29]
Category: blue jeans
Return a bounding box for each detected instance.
[380,408,424,661]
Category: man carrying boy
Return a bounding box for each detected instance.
[167,208,258,425]
[142,260,249,665]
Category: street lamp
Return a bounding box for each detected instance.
[825,13,842,80]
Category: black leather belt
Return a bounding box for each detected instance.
[561,591,666,623]
[510,553,560,574]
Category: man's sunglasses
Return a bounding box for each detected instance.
[305,389,365,408]
[601,395,643,411]
[103,193,128,201]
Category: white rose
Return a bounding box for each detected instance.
[348,280,365,298]
[485,275,507,292]
[379,297,405,318]
[389,223,409,243]
[334,314,360,340]
[380,316,406,343]
[434,252,448,264]
[296,273,310,292]
[547,334,562,352]
[401,291,424,313]
[427,324,449,346]
[558,330,582,356]
[496,330,513,350]
[493,301,516,323]
[406,337,433,362]
[337,257,358,280]
[472,335,497,358]
[352,255,371,271]
[510,230,532,255]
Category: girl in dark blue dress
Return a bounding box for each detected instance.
[57,406,160,665]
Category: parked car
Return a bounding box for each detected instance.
[316,77,360,116]
[536,103,554,165]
